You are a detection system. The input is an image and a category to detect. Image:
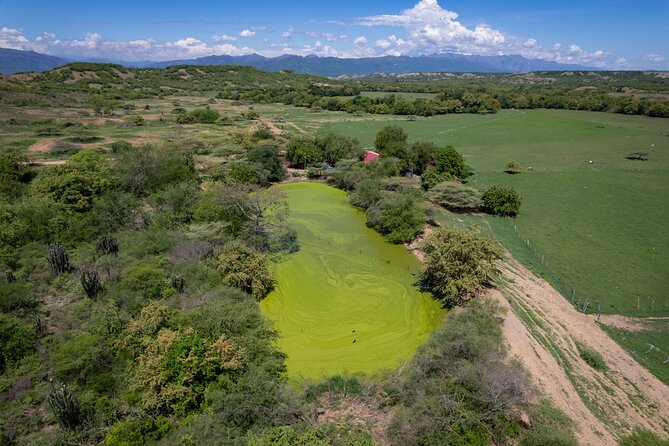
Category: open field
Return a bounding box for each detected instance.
[261,182,445,381]
[322,109,669,383]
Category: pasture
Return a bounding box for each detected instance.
[323,109,669,380]
[260,182,445,380]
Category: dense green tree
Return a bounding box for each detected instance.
[419,227,501,306]
[315,132,361,165]
[434,146,470,179]
[427,181,482,211]
[285,137,319,168]
[0,314,36,372]
[246,146,286,182]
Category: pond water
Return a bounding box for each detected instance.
[260,182,445,381]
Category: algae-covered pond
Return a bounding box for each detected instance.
[260,182,445,380]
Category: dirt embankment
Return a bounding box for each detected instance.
[492,254,669,445]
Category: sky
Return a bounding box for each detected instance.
[1,0,667,69]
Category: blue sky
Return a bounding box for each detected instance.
[1,0,667,68]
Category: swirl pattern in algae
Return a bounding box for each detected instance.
[260,182,445,380]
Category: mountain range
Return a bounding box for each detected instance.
[0,47,593,76]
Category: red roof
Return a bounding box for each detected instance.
[363,150,380,164]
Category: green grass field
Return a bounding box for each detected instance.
[260,182,445,381]
[323,109,669,318]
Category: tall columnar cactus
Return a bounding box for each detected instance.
[47,244,70,275]
[47,380,83,430]
[80,268,103,298]
[96,234,119,256]
[171,275,186,293]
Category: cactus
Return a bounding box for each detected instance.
[47,244,70,275]
[80,268,103,298]
[171,275,186,293]
[96,234,119,256]
[47,380,83,430]
[3,271,15,283]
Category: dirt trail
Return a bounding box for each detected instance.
[493,253,669,445]
[27,139,58,152]
[260,119,285,135]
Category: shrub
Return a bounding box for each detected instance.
[190,107,220,124]
[420,166,454,190]
[122,262,167,299]
[427,181,482,211]
[349,178,382,209]
[481,185,522,217]
[304,376,362,402]
[575,342,608,371]
[419,227,501,306]
[251,126,274,141]
[366,191,425,243]
[505,161,521,174]
[0,314,36,372]
[217,241,274,300]
[246,146,286,182]
[105,417,171,446]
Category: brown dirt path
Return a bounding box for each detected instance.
[493,253,669,444]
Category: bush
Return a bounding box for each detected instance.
[420,166,454,190]
[251,126,274,141]
[105,417,171,446]
[217,241,274,300]
[304,376,362,402]
[349,178,382,209]
[122,262,167,299]
[366,191,425,243]
[427,181,482,211]
[419,227,501,306]
[0,314,36,372]
[246,146,286,182]
[505,161,521,174]
[575,342,608,371]
[481,185,522,217]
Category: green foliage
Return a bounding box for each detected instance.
[575,341,608,371]
[105,417,171,446]
[122,262,167,299]
[420,166,454,190]
[388,300,530,446]
[434,146,470,180]
[365,191,425,243]
[247,426,330,446]
[246,146,287,182]
[410,141,437,175]
[374,125,407,156]
[32,151,110,212]
[349,178,382,209]
[177,107,220,124]
[505,161,522,174]
[0,314,36,372]
[251,126,274,141]
[286,137,319,168]
[481,185,522,217]
[217,240,274,300]
[315,132,361,165]
[618,428,669,446]
[419,227,501,306]
[519,400,578,446]
[227,161,268,185]
[304,376,362,402]
[0,152,30,201]
[427,181,482,211]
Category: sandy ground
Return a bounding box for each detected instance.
[27,139,58,152]
[493,253,669,445]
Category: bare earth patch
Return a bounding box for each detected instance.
[493,253,669,445]
[312,393,393,446]
[27,139,58,153]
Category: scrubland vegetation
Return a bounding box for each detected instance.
[1,62,668,445]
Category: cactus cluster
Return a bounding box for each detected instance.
[97,234,119,256]
[47,380,83,430]
[171,275,186,293]
[80,268,104,298]
[47,244,70,275]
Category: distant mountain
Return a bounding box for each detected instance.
[0,48,67,74]
[0,47,593,76]
[146,53,593,76]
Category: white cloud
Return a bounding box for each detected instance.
[376,39,391,49]
[212,34,237,42]
[645,54,665,63]
[354,36,368,47]
[239,29,256,38]
[282,27,293,39]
